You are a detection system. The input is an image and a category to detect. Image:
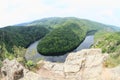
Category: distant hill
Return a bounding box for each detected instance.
[0,25,49,52]
[37,21,87,55]
[1,17,120,54]
[16,17,120,32]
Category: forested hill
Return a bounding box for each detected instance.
[0,17,120,53]
[0,26,49,52]
[16,17,120,31]
[37,21,87,55]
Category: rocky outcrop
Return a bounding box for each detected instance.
[2,49,120,80]
[1,59,24,80]
[39,49,108,80]
[0,59,48,80]
[64,49,106,80]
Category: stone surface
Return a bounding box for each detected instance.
[64,64,80,73]
[1,59,50,80]
[64,49,106,80]
[40,49,108,80]
[2,49,120,80]
[1,59,24,80]
[19,71,48,80]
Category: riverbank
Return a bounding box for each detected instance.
[25,35,94,62]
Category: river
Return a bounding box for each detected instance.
[25,35,94,62]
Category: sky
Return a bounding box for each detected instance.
[0,0,120,27]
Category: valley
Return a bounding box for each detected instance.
[25,34,94,62]
[0,17,120,80]
[0,17,120,62]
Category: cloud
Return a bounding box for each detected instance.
[0,0,53,27]
[0,0,120,27]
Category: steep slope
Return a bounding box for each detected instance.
[37,21,87,55]
[18,17,120,32]
[1,17,120,54]
[0,26,49,52]
[93,32,120,53]
[36,17,120,56]
[92,32,120,67]
[2,49,120,80]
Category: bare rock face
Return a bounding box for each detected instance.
[2,49,120,80]
[64,49,106,80]
[40,49,108,80]
[1,59,24,80]
[1,59,48,80]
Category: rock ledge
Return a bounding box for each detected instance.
[2,49,120,80]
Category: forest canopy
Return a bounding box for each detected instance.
[37,21,87,55]
[0,26,49,52]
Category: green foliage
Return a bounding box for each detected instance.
[26,17,120,32]
[0,60,3,68]
[0,25,49,69]
[37,21,86,55]
[27,17,119,56]
[0,43,14,60]
[0,44,34,70]
[26,60,34,67]
[25,60,36,70]
[12,46,26,58]
[0,44,27,66]
[0,17,119,54]
[93,32,120,67]
[104,53,120,68]
[0,17,119,66]
[12,46,27,66]
[93,32,120,53]
[0,26,49,52]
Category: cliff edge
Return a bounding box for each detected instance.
[1,49,120,80]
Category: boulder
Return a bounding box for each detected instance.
[64,49,107,80]
[64,64,80,73]
[1,59,49,80]
[41,49,108,80]
[3,49,120,80]
[1,59,24,80]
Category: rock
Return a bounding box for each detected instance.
[19,71,48,80]
[103,65,120,80]
[1,59,24,80]
[63,49,106,80]
[43,61,54,70]
[41,49,108,80]
[3,49,120,80]
[64,64,80,73]
[42,61,65,77]
[1,59,50,80]
[52,63,64,71]
[52,63,64,76]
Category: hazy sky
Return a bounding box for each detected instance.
[0,0,120,27]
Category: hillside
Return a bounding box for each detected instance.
[0,17,120,55]
[37,21,87,55]
[93,31,120,53]
[17,17,120,32]
[1,17,120,80]
[92,32,120,67]
[0,26,49,52]
[2,49,120,80]
[28,17,119,55]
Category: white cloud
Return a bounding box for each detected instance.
[0,0,53,27]
[0,0,120,27]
